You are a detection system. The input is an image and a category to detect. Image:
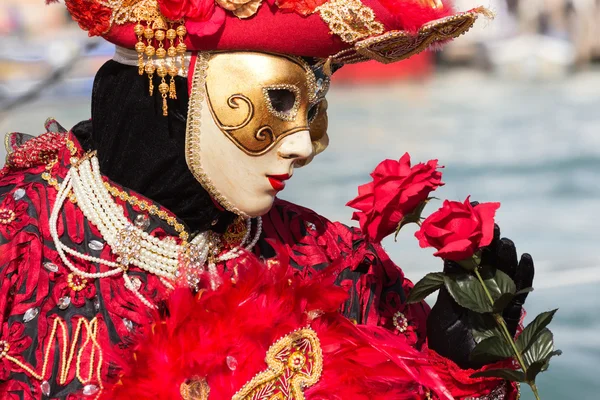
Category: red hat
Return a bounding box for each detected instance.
[60,0,489,66]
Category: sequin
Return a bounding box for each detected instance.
[82,384,99,396]
[88,240,105,251]
[23,307,39,323]
[123,318,134,332]
[40,381,51,396]
[43,262,59,273]
[57,296,71,310]
[226,355,238,371]
[134,214,150,231]
[12,188,26,201]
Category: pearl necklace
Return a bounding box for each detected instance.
[49,154,262,308]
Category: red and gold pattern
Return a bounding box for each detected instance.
[0,316,104,399]
[232,328,323,400]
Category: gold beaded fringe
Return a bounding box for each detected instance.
[134,16,187,116]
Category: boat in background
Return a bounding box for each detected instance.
[332,52,434,83]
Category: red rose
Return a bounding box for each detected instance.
[415,197,500,261]
[158,0,216,22]
[346,153,444,243]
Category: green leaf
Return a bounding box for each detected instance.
[527,349,562,382]
[523,328,555,368]
[470,314,503,343]
[541,350,562,372]
[493,292,515,313]
[406,272,445,304]
[470,336,514,363]
[516,309,558,354]
[471,369,527,382]
[526,361,546,382]
[443,274,493,313]
[515,287,534,296]
[480,267,517,299]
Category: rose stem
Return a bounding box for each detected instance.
[473,267,542,400]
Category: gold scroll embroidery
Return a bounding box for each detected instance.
[2,316,104,399]
[232,328,323,400]
[330,9,483,65]
[316,0,385,44]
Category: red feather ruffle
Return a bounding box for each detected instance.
[104,252,451,399]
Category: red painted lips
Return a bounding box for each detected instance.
[267,174,290,191]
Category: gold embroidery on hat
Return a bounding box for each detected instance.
[232,328,323,400]
[316,0,384,44]
[330,9,483,65]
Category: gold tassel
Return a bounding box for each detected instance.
[157,65,169,116]
[176,22,187,77]
[144,22,156,96]
[134,23,145,75]
[132,17,187,116]
[169,76,177,100]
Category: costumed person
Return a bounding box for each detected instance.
[0,0,535,398]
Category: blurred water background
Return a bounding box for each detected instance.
[1,0,599,399]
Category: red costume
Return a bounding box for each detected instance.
[0,0,527,397]
[0,124,517,399]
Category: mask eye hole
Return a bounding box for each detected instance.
[268,89,296,114]
[263,85,301,121]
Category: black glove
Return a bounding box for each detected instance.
[426,222,535,369]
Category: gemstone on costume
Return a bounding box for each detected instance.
[226,355,238,371]
[23,307,40,323]
[57,296,71,310]
[40,380,51,396]
[89,240,105,251]
[131,277,142,291]
[82,384,99,396]
[43,262,59,273]
[123,318,134,332]
[67,273,88,292]
[288,351,307,371]
[392,311,408,332]
[12,188,26,200]
[93,296,101,312]
[134,214,151,230]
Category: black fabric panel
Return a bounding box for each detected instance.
[73,60,235,234]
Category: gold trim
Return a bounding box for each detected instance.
[331,9,483,65]
[185,53,249,218]
[316,0,384,44]
[232,327,323,400]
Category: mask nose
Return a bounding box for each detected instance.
[277,130,313,161]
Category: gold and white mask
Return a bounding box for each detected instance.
[185,51,330,218]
